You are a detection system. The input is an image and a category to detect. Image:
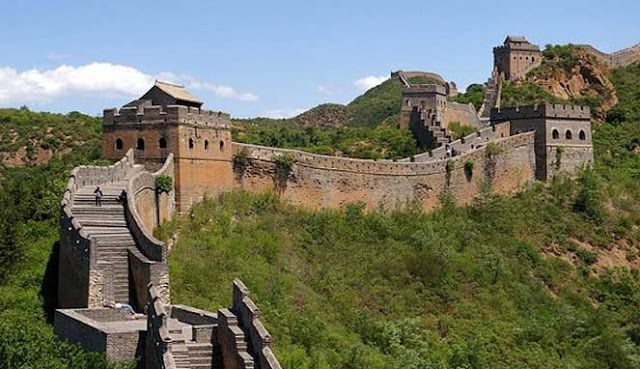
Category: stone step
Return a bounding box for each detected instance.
[187,343,213,353]
[71,207,124,215]
[73,197,122,202]
[190,356,213,365]
[190,363,211,369]
[94,235,135,241]
[78,220,127,228]
[95,241,136,247]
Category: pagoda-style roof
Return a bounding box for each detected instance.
[505,35,528,44]
[153,81,203,105]
[125,80,203,108]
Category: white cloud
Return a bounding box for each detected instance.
[0,63,258,105]
[261,108,306,119]
[354,75,387,91]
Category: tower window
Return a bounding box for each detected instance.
[204,140,209,150]
[579,130,586,140]
[552,129,559,139]
[219,140,225,151]
[136,138,145,151]
[159,138,167,149]
[565,130,572,140]
[188,138,194,149]
[115,138,123,150]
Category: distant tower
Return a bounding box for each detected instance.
[493,36,542,80]
[102,81,234,211]
[399,84,449,148]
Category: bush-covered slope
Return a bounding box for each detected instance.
[0,154,129,367]
[0,108,102,167]
[0,107,119,367]
[232,120,418,160]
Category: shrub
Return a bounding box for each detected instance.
[464,160,474,179]
[274,153,295,173]
[155,175,173,194]
[445,160,454,173]
[233,148,250,169]
[485,142,502,158]
[573,169,605,222]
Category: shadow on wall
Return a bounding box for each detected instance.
[40,241,60,324]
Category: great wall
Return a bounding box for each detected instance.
[52,35,637,367]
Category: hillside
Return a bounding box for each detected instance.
[0,108,102,167]
[502,45,619,118]
[155,62,640,368]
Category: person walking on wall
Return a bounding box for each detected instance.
[94,186,103,207]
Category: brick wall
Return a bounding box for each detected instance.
[232,132,536,211]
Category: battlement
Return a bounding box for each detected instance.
[493,44,540,53]
[491,103,591,122]
[402,84,447,95]
[103,105,231,128]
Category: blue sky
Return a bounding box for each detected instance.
[0,0,638,118]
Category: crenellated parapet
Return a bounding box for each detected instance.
[491,103,591,122]
[230,279,281,369]
[103,105,230,129]
[402,84,447,96]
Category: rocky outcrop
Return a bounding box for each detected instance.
[528,47,618,117]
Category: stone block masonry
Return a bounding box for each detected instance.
[233,131,536,211]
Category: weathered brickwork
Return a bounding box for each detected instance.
[103,105,234,212]
[578,43,640,68]
[233,132,536,211]
[491,103,593,181]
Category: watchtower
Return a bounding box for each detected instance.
[491,103,593,180]
[399,84,449,148]
[102,81,234,211]
[493,36,542,80]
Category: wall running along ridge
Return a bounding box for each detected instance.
[232,131,536,211]
[125,154,175,308]
[577,43,640,68]
[59,149,138,308]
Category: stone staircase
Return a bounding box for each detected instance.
[169,327,216,369]
[479,67,502,120]
[419,109,450,146]
[72,181,134,304]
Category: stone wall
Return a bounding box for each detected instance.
[146,284,177,369]
[59,149,137,308]
[406,123,510,163]
[443,102,482,129]
[544,118,594,179]
[492,104,593,181]
[218,309,255,369]
[55,309,107,354]
[578,43,640,68]
[231,279,281,369]
[54,309,142,362]
[125,154,174,307]
[233,132,536,211]
[173,124,235,211]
